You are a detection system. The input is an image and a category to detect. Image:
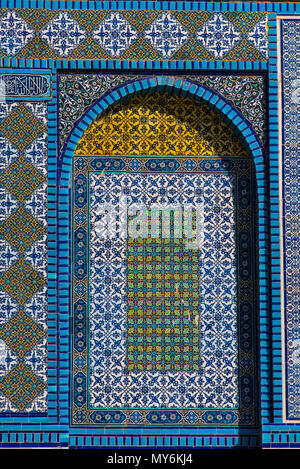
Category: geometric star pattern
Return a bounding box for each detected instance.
[0,206,45,254]
[0,310,45,358]
[40,12,86,57]
[0,102,47,413]
[93,13,138,58]
[75,92,248,157]
[196,13,240,59]
[247,17,268,57]
[0,10,267,61]
[0,10,34,56]
[144,13,190,58]
[0,155,45,203]
[0,104,45,151]
[0,258,45,306]
[0,362,46,411]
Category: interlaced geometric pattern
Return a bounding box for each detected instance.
[281,20,300,420]
[0,102,47,413]
[0,258,45,305]
[72,152,257,426]
[0,310,45,358]
[75,92,248,157]
[0,155,45,202]
[127,236,200,372]
[0,9,268,61]
[0,362,45,411]
[0,104,45,151]
[58,74,266,155]
[0,206,45,253]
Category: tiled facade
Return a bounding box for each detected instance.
[0,0,298,450]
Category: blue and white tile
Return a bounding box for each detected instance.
[94,13,138,58]
[88,173,238,409]
[25,286,47,327]
[0,291,18,326]
[40,12,86,57]
[145,13,189,58]
[0,339,18,378]
[248,17,268,58]
[196,13,240,59]
[25,183,47,226]
[25,235,47,273]
[0,187,18,219]
[0,240,18,273]
[25,135,48,175]
[0,10,34,56]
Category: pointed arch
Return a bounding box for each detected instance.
[59,75,268,430]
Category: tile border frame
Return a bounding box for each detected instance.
[275,15,300,426]
[0,0,299,448]
[58,75,266,446]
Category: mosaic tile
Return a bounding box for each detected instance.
[0,102,47,413]
[0,104,45,151]
[0,155,45,203]
[70,90,258,426]
[0,137,18,170]
[0,9,268,62]
[74,92,248,157]
[93,12,138,58]
[0,240,18,273]
[0,206,45,254]
[196,13,241,59]
[24,183,47,225]
[0,258,45,306]
[72,155,257,425]
[59,74,266,154]
[24,236,47,273]
[40,12,87,57]
[0,310,45,359]
[247,17,268,56]
[281,19,300,420]
[25,137,48,175]
[0,339,18,378]
[87,172,238,407]
[0,362,45,411]
[0,10,34,56]
[144,13,190,58]
[0,291,18,327]
[25,286,47,327]
[0,187,18,219]
[0,2,286,448]
[126,236,201,372]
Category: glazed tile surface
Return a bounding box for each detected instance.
[0,102,47,412]
[71,91,258,426]
[0,0,297,450]
[0,9,268,62]
[59,74,266,154]
[281,19,300,421]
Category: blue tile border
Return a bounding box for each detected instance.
[0,68,68,445]
[0,2,300,449]
[0,1,299,13]
[58,74,265,446]
[275,17,300,428]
